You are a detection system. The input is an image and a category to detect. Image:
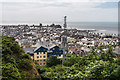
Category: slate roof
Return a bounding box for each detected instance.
[34,46,48,53]
[34,41,56,52]
[113,47,120,54]
[23,47,36,54]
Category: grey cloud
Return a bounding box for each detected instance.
[2,2,117,23]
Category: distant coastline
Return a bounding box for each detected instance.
[1,22,118,34]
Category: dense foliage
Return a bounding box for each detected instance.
[2,63,21,80]
[36,45,120,80]
[1,36,40,80]
[2,36,119,80]
[46,55,61,67]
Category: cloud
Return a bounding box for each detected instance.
[2,1,118,24]
[1,0,119,2]
[95,2,118,8]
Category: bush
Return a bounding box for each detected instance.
[17,59,33,71]
[46,55,61,67]
[2,36,38,79]
[2,63,21,80]
[110,66,120,79]
[63,54,79,67]
[2,36,24,56]
[19,54,30,59]
[38,45,120,80]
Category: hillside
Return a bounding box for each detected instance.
[2,36,41,80]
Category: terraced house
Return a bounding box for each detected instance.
[34,46,48,66]
[33,45,63,66]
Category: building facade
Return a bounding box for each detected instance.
[34,46,48,66]
[33,45,63,66]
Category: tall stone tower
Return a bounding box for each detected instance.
[63,16,67,29]
[62,16,67,48]
[62,16,68,65]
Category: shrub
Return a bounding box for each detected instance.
[2,63,21,80]
[19,54,30,59]
[17,59,33,71]
[46,55,61,67]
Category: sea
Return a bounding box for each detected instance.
[2,22,118,35]
[56,22,118,35]
[67,22,118,35]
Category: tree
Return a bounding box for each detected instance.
[2,63,21,80]
[63,54,79,67]
[46,55,61,67]
[37,45,119,80]
[110,66,120,79]
[2,36,40,79]
[16,59,33,71]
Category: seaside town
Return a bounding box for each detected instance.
[1,1,120,79]
[1,17,120,66]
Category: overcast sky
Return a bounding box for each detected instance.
[1,0,119,24]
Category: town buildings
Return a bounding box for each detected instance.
[32,45,63,66]
[2,23,120,65]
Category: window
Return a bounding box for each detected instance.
[37,52,39,55]
[40,60,42,61]
[43,59,46,61]
[37,56,39,58]
[53,48,55,50]
[43,52,45,54]
[43,63,45,65]
[37,60,39,62]
[40,63,42,65]
[43,56,46,58]
[40,56,42,58]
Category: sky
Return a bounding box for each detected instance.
[0,0,119,24]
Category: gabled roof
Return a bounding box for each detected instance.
[34,46,48,53]
[50,45,59,50]
[35,41,53,47]
[34,41,56,52]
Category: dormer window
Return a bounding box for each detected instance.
[43,49,45,51]
[53,48,55,50]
